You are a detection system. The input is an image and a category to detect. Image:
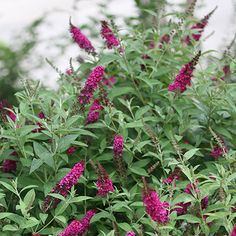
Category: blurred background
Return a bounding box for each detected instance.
[0,0,235,103]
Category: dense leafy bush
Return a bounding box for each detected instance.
[0,4,236,236]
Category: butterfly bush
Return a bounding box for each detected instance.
[0,4,236,236]
[95,162,114,197]
[86,99,103,124]
[70,18,96,55]
[42,161,85,211]
[142,178,169,223]
[59,210,96,236]
[78,66,105,105]
[101,20,120,49]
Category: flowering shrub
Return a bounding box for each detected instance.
[1,4,236,236]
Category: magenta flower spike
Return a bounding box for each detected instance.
[78,66,105,105]
[59,210,96,236]
[70,17,96,55]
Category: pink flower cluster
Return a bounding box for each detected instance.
[223,65,230,76]
[168,52,201,93]
[78,66,105,105]
[184,182,209,211]
[2,151,17,173]
[66,146,77,155]
[113,135,124,157]
[96,162,114,197]
[189,20,208,42]
[211,145,228,159]
[142,180,169,223]
[143,190,169,223]
[184,7,216,44]
[42,161,85,211]
[59,210,96,236]
[159,34,171,48]
[101,21,120,49]
[126,231,136,236]
[2,159,17,173]
[174,202,191,215]
[0,99,16,122]
[163,168,181,184]
[168,63,194,93]
[173,181,208,215]
[86,100,103,124]
[70,20,95,55]
[231,226,236,236]
[103,76,116,88]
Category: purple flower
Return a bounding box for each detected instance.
[78,66,105,105]
[126,231,136,236]
[223,65,230,76]
[38,112,45,119]
[0,99,16,122]
[184,181,200,195]
[211,145,228,159]
[163,168,181,184]
[66,68,73,75]
[101,21,120,49]
[191,20,208,41]
[143,190,169,223]
[168,51,201,93]
[59,210,96,236]
[174,202,191,215]
[42,161,85,211]
[159,34,171,48]
[86,100,103,124]
[113,135,124,158]
[185,7,217,43]
[201,196,209,210]
[66,146,77,155]
[103,76,116,88]
[96,162,114,197]
[142,178,169,223]
[2,160,17,172]
[231,226,236,236]
[70,19,95,55]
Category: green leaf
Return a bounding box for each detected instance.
[118,222,132,231]
[172,193,195,205]
[55,201,69,216]
[0,181,16,194]
[109,87,136,99]
[55,215,67,225]
[177,214,201,223]
[69,196,92,203]
[20,185,38,193]
[135,106,150,119]
[90,211,112,223]
[0,212,13,220]
[125,120,143,128]
[39,213,48,224]
[30,158,43,174]
[33,142,54,168]
[98,54,120,66]
[183,148,199,160]
[23,189,35,209]
[57,134,79,152]
[2,224,18,231]
[48,193,66,201]
[20,217,40,229]
[129,167,149,176]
